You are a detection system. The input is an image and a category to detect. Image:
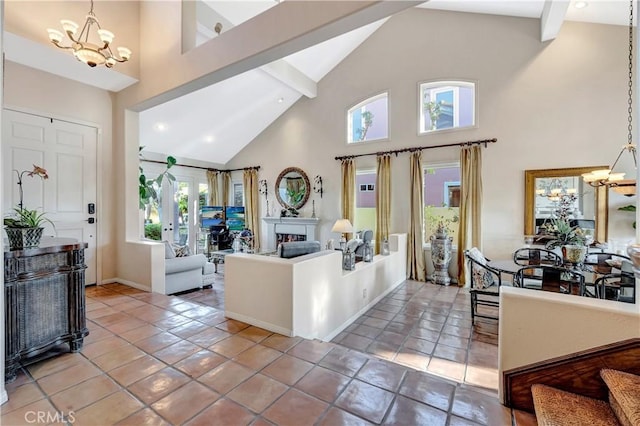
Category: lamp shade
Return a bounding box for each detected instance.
[331,219,354,234]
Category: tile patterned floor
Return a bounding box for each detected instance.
[1,272,535,426]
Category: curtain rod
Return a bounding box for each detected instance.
[140,159,260,172]
[334,138,497,161]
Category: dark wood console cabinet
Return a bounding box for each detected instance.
[4,238,89,382]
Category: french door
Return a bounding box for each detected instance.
[2,109,98,285]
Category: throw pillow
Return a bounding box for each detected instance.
[468,247,494,289]
[172,243,191,257]
[163,241,176,259]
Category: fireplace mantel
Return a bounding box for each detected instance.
[263,217,320,251]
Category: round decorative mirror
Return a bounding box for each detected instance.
[275,167,310,210]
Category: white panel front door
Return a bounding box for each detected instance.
[2,109,98,284]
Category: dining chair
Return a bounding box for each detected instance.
[513,248,562,266]
[514,265,586,296]
[464,248,512,324]
[594,260,636,303]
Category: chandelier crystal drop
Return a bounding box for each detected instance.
[47,0,131,68]
[582,0,637,196]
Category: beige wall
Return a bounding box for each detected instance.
[227,9,636,259]
[3,61,116,281]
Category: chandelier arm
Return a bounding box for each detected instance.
[609,146,628,172]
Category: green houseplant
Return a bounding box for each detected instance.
[4,165,55,249]
[139,146,177,210]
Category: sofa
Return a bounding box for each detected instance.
[346,229,373,259]
[279,241,321,259]
[164,241,208,295]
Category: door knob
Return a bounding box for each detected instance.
[87,218,95,224]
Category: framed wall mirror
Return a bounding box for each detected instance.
[524,166,609,243]
[275,167,311,210]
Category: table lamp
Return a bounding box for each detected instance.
[331,219,354,251]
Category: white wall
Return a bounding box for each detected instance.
[3,61,116,281]
[226,9,636,260]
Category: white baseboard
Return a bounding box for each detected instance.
[321,277,404,342]
[225,311,293,337]
[0,389,8,405]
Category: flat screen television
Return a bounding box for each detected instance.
[225,206,246,231]
[201,206,225,228]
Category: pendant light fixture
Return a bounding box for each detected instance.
[582,0,637,196]
[47,0,131,68]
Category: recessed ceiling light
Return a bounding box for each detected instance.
[278,97,284,103]
[205,136,214,143]
[154,122,167,131]
[574,1,588,9]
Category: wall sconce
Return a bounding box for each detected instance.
[259,179,268,200]
[313,175,323,198]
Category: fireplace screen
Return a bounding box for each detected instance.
[276,233,306,245]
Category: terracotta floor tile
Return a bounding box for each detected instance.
[433,344,468,363]
[0,398,58,426]
[168,320,210,339]
[361,317,390,328]
[439,334,470,350]
[340,334,374,351]
[513,409,538,426]
[104,317,150,335]
[92,311,135,328]
[263,389,328,425]
[403,336,436,355]
[385,321,415,335]
[427,355,467,382]
[82,324,114,344]
[261,334,302,352]
[318,407,374,426]
[261,354,314,386]
[216,319,251,333]
[251,417,276,426]
[49,374,120,412]
[72,390,144,425]
[92,344,147,371]
[26,352,86,380]
[383,395,448,426]
[36,360,102,395]
[448,415,484,425]
[180,305,221,320]
[226,374,288,413]
[233,344,282,370]
[295,366,350,403]
[393,348,430,370]
[153,340,201,365]
[81,335,130,359]
[196,310,228,326]
[422,312,448,323]
[365,341,398,360]
[184,398,255,426]
[356,359,406,392]
[187,327,232,347]
[197,361,255,394]
[368,309,397,320]
[410,327,441,342]
[287,340,334,363]
[134,332,182,354]
[127,367,190,404]
[119,324,164,343]
[443,323,473,338]
[419,319,445,332]
[399,370,456,411]
[236,326,273,343]
[166,301,202,313]
[153,314,193,330]
[451,387,512,425]
[108,355,167,386]
[0,383,44,413]
[210,335,256,358]
[465,365,499,391]
[87,305,119,320]
[352,324,383,339]
[335,379,395,424]
[319,347,369,377]
[151,381,220,425]
[174,349,227,378]
[116,407,172,426]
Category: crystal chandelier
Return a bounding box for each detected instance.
[47,0,131,68]
[582,0,637,197]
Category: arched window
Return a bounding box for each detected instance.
[419,81,476,134]
[347,92,389,143]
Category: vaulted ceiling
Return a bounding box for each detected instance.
[4,0,634,165]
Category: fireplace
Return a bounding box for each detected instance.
[263,217,320,251]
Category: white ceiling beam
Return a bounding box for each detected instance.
[540,0,570,42]
[260,61,317,98]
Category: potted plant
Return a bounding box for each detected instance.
[4,165,55,250]
[542,218,587,264]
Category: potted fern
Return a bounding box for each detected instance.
[4,165,55,250]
